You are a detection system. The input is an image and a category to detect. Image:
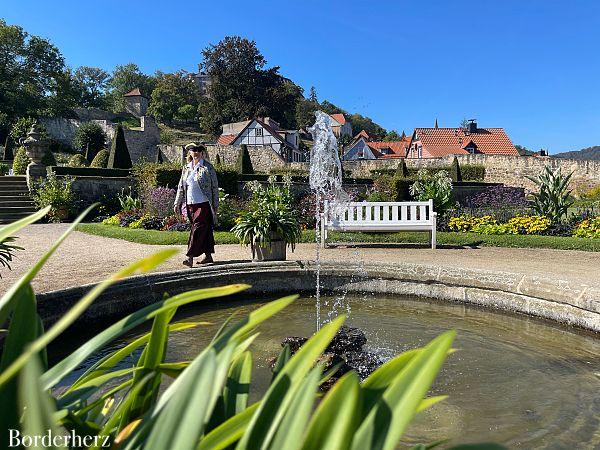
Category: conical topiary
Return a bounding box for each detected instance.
[4,135,13,160]
[108,125,132,169]
[396,159,409,178]
[236,144,253,174]
[12,147,29,175]
[90,149,109,168]
[449,156,462,182]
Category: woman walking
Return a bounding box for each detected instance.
[174,143,219,267]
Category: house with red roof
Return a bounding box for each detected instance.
[328,113,353,138]
[342,130,410,160]
[217,117,305,162]
[407,120,518,158]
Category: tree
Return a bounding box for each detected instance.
[449,156,462,182]
[396,159,409,178]
[348,113,386,140]
[384,130,402,142]
[108,125,132,169]
[74,66,110,108]
[198,36,302,134]
[308,86,318,103]
[148,71,201,125]
[105,63,156,113]
[295,98,319,130]
[0,19,66,123]
[73,122,107,161]
[236,144,253,174]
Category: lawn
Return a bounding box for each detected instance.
[76,224,600,251]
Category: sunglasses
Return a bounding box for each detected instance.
[190,148,203,153]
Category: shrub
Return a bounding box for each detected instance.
[41,150,57,167]
[118,208,143,227]
[449,214,551,235]
[396,159,409,178]
[527,166,573,222]
[580,184,600,201]
[467,185,529,209]
[217,190,249,231]
[142,186,176,218]
[8,117,36,149]
[573,217,600,238]
[31,174,77,222]
[68,153,88,167]
[449,215,497,232]
[118,189,142,212]
[449,156,462,182]
[73,122,107,161]
[160,128,176,144]
[410,169,454,212]
[373,175,398,201]
[128,213,150,229]
[12,147,29,175]
[0,162,9,175]
[108,125,132,169]
[102,214,121,226]
[460,164,486,181]
[90,148,109,168]
[236,144,254,174]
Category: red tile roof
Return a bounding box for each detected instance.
[330,113,347,126]
[366,138,411,158]
[124,88,144,97]
[413,127,518,157]
[217,134,236,145]
[354,129,373,141]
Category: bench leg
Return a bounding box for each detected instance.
[431,218,437,249]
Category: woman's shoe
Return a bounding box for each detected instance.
[182,258,193,268]
[197,255,214,265]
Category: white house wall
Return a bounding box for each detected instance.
[233,121,282,153]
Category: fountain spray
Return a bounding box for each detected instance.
[308,111,349,330]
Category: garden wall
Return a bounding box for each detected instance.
[63,175,134,204]
[206,144,287,173]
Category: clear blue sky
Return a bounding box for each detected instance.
[3,0,600,153]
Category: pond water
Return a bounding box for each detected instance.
[53,294,600,449]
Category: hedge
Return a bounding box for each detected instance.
[370,164,485,181]
[48,166,131,177]
[132,161,239,195]
[372,175,416,201]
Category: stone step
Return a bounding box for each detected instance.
[0,186,29,194]
[0,211,38,224]
[0,205,38,213]
[0,176,26,182]
[0,199,35,207]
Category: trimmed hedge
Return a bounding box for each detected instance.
[132,161,239,194]
[372,175,416,201]
[48,166,131,177]
[90,149,110,168]
[460,164,485,181]
[370,164,485,181]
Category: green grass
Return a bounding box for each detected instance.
[76,224,600,251]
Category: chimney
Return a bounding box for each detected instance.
[467,119,477,133]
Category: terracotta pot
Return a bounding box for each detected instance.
[251,235,287,262]
[55,208,69,222]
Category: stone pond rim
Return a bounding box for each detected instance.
[37,260,600,333]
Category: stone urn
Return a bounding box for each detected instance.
[251,233,286,262]
[20,123,49,189]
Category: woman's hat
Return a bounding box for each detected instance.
[184,142,205,151]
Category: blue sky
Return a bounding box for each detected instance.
[3,0,600,153]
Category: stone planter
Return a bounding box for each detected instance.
[251,235,287,262]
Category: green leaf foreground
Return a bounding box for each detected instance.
[0,210,505,449]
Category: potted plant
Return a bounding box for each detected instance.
[232,177,301,261]
[31,173,77,222]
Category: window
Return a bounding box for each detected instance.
[417,146,422,158]
[466,146,475,154]
[255,127,263,137]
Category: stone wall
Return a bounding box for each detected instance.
[338,155,600,192]
[64,175,134,204]
[206,144,287,173]
[158,144,185,165]
[40,116,160,164]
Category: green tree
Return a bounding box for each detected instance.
[383,130,402,142]
[199,36,302,134]
[73,122,107,161]
[108,125,132,169]
[348,113,386,140]
[148,71,201,125]
[0,19,66,123]
[295,98,319,130]
[236,144,254,174]
[308,86,318,103]
[73,66,110,108]
[105,63,156,113]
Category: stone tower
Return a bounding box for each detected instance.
[123,88,149,117]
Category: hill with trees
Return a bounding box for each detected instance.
[553,146,600,161]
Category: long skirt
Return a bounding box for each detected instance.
[186,202,215,257]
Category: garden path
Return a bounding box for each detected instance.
[3,223,600,295]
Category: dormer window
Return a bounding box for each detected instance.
[466,146,476,154]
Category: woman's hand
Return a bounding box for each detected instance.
[173,204,180,215]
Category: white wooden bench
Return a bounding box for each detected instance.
[320,200,437,249]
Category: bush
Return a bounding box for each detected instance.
[142,186,176,218]
[461,164,486,181]
[396,159,409,178]
[505,215,551,235]
[68,153,88,167]
[90,148,109,168]
[449,215,497,232]
[449,156,462,182]
[8,117,36,149]
[160,128,176,144]
[410,169,454,212]
[73,122,107,161]
[31,174,77,222]
[573,217,600,238]
[449,214,551,235]
[40,150,56,166]
[108,125,132,169]
[236,144,254,174]
[372,175,397,201]
[0,162,9,175]
[216,190,248,231]
[12,147,29,175]
[467,185,528,209]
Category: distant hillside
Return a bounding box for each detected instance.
[554,146,600,160]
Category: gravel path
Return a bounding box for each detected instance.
[2,223,600,294]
